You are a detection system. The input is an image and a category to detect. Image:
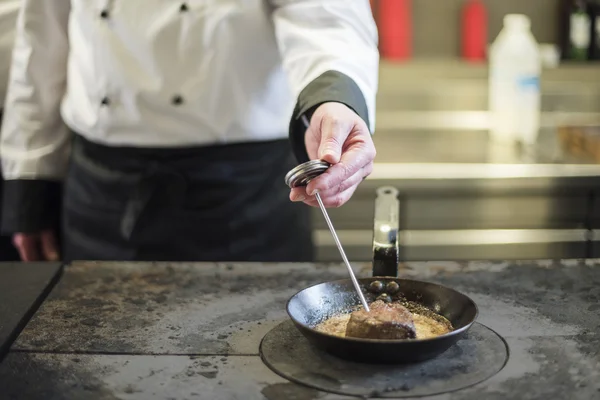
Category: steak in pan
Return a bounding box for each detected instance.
[345,300,417,340]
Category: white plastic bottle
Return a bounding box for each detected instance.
[488,14,542,145]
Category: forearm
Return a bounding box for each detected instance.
[0,0,71,234]
[269,0,379,162]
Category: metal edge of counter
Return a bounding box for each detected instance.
[368,163,600,180]
[374,111,600,131]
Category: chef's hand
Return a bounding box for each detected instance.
[12,230,60,262]
[290,102,376,208]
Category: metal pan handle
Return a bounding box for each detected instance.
[372,186,400,277]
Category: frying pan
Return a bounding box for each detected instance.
[286,277,478,364]
[285,185,478,364]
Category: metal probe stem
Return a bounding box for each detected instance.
[314,192,370,312]
[292,115,369,311]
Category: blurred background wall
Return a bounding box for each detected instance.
[410,0,561,58]
[314,0,600,263]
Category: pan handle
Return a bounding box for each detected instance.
[372,186,400,277]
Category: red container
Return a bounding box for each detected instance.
[461,0,487,62]
[378,0,412,61]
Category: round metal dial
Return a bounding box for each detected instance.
[284,160,330,188]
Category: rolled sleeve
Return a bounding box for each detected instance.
[269,0,379,162]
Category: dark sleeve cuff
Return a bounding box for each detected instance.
[1,179,62,234]
[288,70,371,164]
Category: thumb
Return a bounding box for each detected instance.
[318,117,344,164]
[40,230,60,261]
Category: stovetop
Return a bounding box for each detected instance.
[0,260,599,400]
[260,320,508,398]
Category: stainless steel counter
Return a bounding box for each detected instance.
[313,115,600,262]
[310,62,600,262]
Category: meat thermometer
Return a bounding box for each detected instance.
[285,159,370,312]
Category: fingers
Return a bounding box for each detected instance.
[307,141,376,196]
[40,230,60,261]
[303,182,359,209]
[290,186,308,202]
[312,163,373,200]
[13,233,42,262]
[289,162,372,207]
[12,231,59,262]
[306,144,375,196]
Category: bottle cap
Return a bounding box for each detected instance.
[504,14,531,30]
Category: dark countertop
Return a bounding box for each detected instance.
[0,260,599,400]
[0,262,62,363]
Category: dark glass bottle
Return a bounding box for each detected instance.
[589,0,600,60]
[560,0,592,61]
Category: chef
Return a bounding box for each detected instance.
[0,0,20,261]
[0,1,378,263]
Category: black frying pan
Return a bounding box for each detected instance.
[286,276,478,364]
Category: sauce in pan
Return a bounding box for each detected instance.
[314,301,453,340]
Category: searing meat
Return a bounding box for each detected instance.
[345,300,417,340]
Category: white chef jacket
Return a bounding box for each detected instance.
[0,0,379,182]
[0,0,19,109]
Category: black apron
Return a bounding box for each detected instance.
[0,176,18,261]
[62,134,314,263]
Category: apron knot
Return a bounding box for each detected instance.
[120,162,188,241]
